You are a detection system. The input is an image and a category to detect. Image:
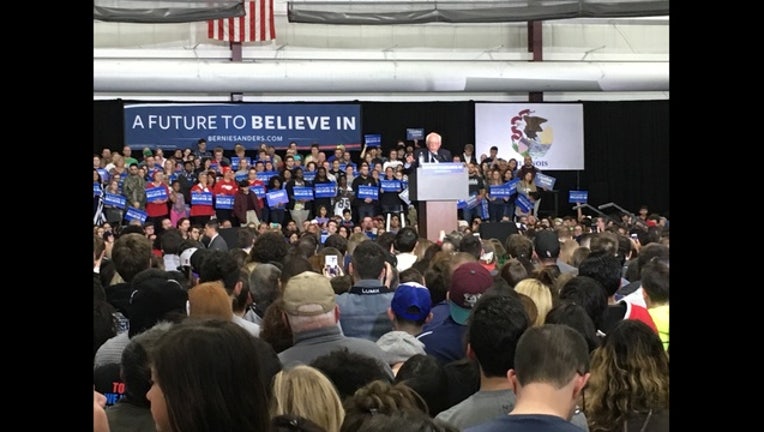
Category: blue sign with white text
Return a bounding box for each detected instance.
[568,190,589,204]
[125,207,148,223]
[191,192,213,206]
[231,157,251,168]
[293,186,314,201]
[534,172,557,190]
[457,195,479,210]
[302,171,316,182]
[489,185,512,198]
[94,184,102,197]
[380,180,402,192]
[146,186,168,203]
[251,185,266,197]
[358,185,379,200]
[266,189,289,208]
[103,193,126,209]
[516,194,533,213]
[505,179,519,196]
[215,195,234,209]
[406,128,425,141]
[124,103,362,150]
[314,184,337,198]
[257,171,279,182]
[364,134,382,147]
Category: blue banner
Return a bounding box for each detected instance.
[124,103,362,151]
[489,185,512,198]
[215,194,234,209]
[266,189,289,208]
[234,173,248,183]
[314,184,337,198]
[293,186,314,201]
[380,180,402,192]
[568,190,589,204]
[251,185,266,197]
[191,192,213,206]
[146,186,168,203]
[94,183,103,197]
[302,170,316,182]
[457,194,479,210]
[125,207,148,223]
[358,185,379,200]
[406,128,425,141]
[364,134,382,147]
[516,194,533,213]
[534,172,557,190]
[505,178,519,196]
[257,171,279,182]
[231,157,251,169]
[103,193,126,209]
[97,168,110,183]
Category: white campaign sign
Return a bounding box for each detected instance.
[474,103,584,170]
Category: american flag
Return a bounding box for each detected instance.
[208,0,275,42]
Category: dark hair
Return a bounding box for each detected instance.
[499,258,530,288]
[149,319,271,432]
[399,268,425,285]
[513,324,590,388]
[458,235,483,260]
[376,232,397,253]
[310,348,392,400]
[111,233,153,283]
[160,228,184,255]
[351,241,387,280]
[280,254,317,286]
[198,249,241,292]
[94,301,117,359]
[577,252,623,297]
[260,299,294,354]
[505,234,533,261]
[558,275,608,332]
[120,322,174,407]
[251,231,290,265]
[468,293,529,377]
[544,303,600,353]
[341,380,429,432]
[394,228,419,253]
[395,355,450,417]
[640,259,669,303]
[323,234,348,256]
[271,415,327,432]
[352,410,459,432]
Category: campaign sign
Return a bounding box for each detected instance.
[569,190,589,204]
[406,128,425,141]
[125,207,148,223]
[534,172,557,190]
[251,185,266,197]
[505,178,519,196]
[235,173,248,183]
[103,193,126,209]
[266,189,289,208]
[94,184,103,197]
[97,168,110,183]
[358,185,379,200]
[398,187,411,206]
[516,194,533,213]
[231,157,251,169]
[146,186,168,203]
[257,171,279,182]
[215,194,234,209]
[302,170,316,182]
[380,180,402,192]
[293,186,314,201]
[339,163,347,171]
[314,184,337,198]
[191,192,213,206]
[364,134,382,147]
[489,185,512,198]
[457,195,479,210]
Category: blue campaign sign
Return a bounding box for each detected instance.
[235,173,248,182]
[339,163,347,171]
[146,186,168,203]
[302,171,316,182]
[191,192,213,206]
[231,157,251,168]
[124,103,362,151]
[103,193,126,209]
[257,171,279,182]
[266,189,289,208]
[568,190,589,204]
[94,183,103,197]
[380,180,402,192]
[251,185,266,197]
[358,185,379,200]
[457,194,479,210]
[534,172,557,190]
[314,184,337,198]
[516,194,533,213]
[125,207,148,223]
[489,185,512,198]
[215,194,234,209]
[505,178,519,195]
[364,134,382,147]
[293,186,314,201]
[406,128,425,141]
[97,168,110,183]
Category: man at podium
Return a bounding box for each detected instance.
[405,132,453,173]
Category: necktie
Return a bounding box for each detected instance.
[430,153,437,163]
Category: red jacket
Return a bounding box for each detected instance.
[145,182,170,217]
[189,183,215,217]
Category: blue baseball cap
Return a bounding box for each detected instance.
[391,282,432,322]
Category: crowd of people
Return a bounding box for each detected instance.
[93,137,670,432]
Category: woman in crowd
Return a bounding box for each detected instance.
[189,171,215,227]
[146,319,271,432]
[271,365,345,432]
[485,167,507,222]
[312,167,334,219]
[266,175,287,225]
[169,180,187,228]
[515,170,539,221]
[584,320,669,432]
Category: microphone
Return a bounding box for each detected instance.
[572,204,586,211]
[598,202,615,210]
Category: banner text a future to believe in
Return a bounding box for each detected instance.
[124,103,362,151]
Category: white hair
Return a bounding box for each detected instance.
[287,309,336,333]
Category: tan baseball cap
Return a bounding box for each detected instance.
[283,271,336,316]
